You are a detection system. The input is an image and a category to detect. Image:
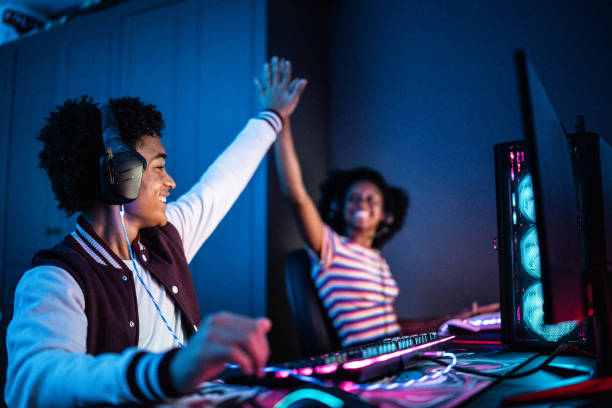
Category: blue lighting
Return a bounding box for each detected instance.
[518,174,536,223]
[274,389,344,408]
[522,282,578,342]
[520,226,541,278]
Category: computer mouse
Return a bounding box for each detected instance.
[285,397,334,408]
[278,388,373,408]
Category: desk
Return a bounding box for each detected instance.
[149,345,603,407]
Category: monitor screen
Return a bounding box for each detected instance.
[514,50,587,325]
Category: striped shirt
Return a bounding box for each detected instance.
[309,224,401,348]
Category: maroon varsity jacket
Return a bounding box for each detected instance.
[31,216,201,355]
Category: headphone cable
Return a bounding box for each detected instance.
[119,205,185,348]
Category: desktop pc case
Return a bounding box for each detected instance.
[494,140,589,348]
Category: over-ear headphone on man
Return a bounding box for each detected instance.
[99,105,147,204]
[101,104,184,347]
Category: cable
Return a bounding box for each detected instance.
[501,345,594,380]
[415,344,595,381]
[119,205,185,348]
[343,351,460,392]
[415,355,505,379]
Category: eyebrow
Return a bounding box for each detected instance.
[151,152,167,161]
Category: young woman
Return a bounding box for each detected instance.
[272,116,496,348]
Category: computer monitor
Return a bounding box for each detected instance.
[514,50,587,325]
[496,51,612,404]
[511,49,611,378]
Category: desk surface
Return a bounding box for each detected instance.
[151,345,604,408]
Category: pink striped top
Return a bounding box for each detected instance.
[308,224,401,347]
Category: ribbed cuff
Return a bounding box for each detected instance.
[257,109,283,133]
[126,348,182,402]
[159,348,182,398]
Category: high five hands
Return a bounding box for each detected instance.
[255,56,307,120]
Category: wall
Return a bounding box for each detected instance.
[266,0,331,362]
[327,0,612,319]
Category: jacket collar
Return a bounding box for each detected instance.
[71,215,146,270]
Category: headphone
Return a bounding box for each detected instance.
[100,105,183,346]
[99,105,147,204]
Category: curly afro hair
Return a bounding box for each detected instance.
[318,167,409,248]
[38,95,165,216]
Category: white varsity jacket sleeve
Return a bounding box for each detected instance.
[5,266,182,407]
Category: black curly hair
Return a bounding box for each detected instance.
[38,95,165,215]
[318,167,409,248]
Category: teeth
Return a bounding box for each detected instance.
[355,210,368,219]
[159,196,166,203]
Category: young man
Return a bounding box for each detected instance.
[4,57,307,407]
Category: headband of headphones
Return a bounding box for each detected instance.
[99,105,147,205]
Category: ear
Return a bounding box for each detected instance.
[383,213,394,225]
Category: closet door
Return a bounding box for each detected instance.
[0,45,16,398]
[0,35,62,401]
[54,23,119,235]
[3,35,62,295]
[0,47,15,320]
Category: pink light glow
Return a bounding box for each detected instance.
[275,371,290,378]
[314,363,338,374]
[517,306,521,321]
[339,381,356,392]
[452,340,502,345]
[299,367,314,376]
[342,336,454,370]
[510,152,515,162]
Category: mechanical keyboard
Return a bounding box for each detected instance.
[221,332,454,385]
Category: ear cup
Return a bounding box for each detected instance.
[100,148,147,204]
[328,200,340,219]
[99,104,147,205]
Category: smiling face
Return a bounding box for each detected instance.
[343,180,386,235]
[124,134,175,228]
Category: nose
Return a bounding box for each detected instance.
[165,172,176,190]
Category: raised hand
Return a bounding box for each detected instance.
[169,311,271,394]
[254,56,307,120]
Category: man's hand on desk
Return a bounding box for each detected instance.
[169,311,271,395]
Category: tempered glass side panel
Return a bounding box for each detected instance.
[495,141,587,348]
